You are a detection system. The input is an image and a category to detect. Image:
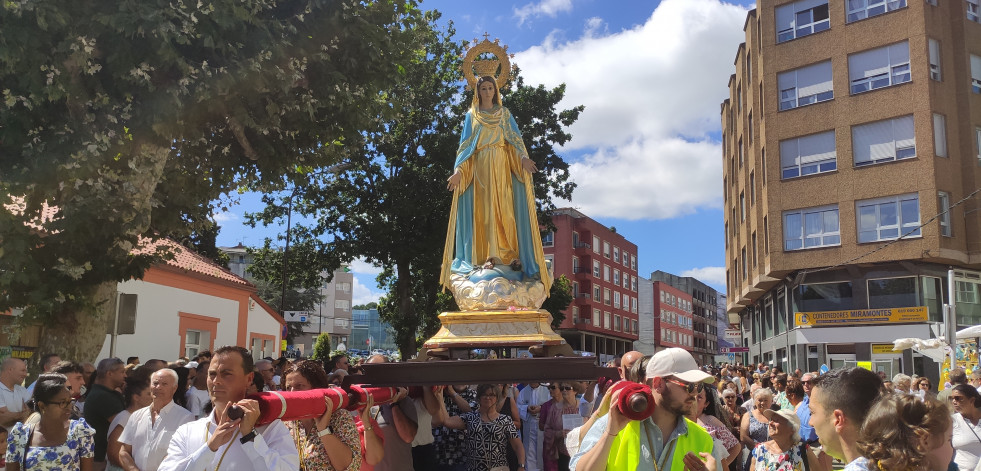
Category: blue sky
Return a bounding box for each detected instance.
[215,0,757,304]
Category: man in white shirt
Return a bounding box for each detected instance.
[254,359,278,392]
[119,368,195,470]
[0,358,31,430]
[159,346,298,471]
[185,361,211,419]
[517,382,550,471]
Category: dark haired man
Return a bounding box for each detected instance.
[160,346,298,471]
[26,352,61,394]
[51,361,86,419]
[85,357,126,464]
[808,367,882,470]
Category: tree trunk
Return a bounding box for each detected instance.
[36,281,117,365]
[396,261,417,360]
[36,144,169,367]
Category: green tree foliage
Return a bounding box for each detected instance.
[353,302,379,311]
[310,332,331,362]
[247,242,327,342]
[0,0,425,362]
[542,275,574,329]
[248,18,583,359]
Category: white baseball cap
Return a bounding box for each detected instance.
[646,348,713,384]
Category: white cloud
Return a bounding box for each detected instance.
[211,211,238,223]
[351,276,384,307]
[513,0,750,220]
[680,266,727,289]
[347,257,383,276]
[513,0,574,26]
[583,17,605,38]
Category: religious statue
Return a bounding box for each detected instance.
[439,36,551,311]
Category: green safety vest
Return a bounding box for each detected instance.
[606,418,715,471]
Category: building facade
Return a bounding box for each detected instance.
[650,271,721,365]
[349,308,398,352]
[722,1,981,378]
[653,281,696,355]
[218,245,354,355]
[543,208,640,360]
[635,277,657,355]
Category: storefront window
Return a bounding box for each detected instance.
[776,291,787,334]
[921,276,944,323]
[867,277,918,309]
[799,281,854,312]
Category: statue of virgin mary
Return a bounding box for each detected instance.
[439,75,551,310]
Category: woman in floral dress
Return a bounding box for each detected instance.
[5,374,95,470]
[283,360,361,471]
[748,409,827,471]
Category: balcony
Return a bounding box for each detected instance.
[573,242,594,253]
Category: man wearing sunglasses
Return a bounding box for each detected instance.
[571,348,724,471]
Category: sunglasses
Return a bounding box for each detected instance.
[665,378,698,394]
[560,386,575,391]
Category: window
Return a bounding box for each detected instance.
[922,277,944,322]
[604,312,611,330]
[614,292,621,309]
[604,288,611,305]
[849,42,910,94]
[976,127,981,160]
[939,191,952,237]
[956,281,978,304]
[572,257,580,274]
[852,115,915,166]
[632,276,638,292]
[738,138,744,167]
[761,148,767,185]
[740,192,746,221]
[593,260,601,277]
[847,0,907,23]
[778,60,834,110]
[603,241,611,258]
[632,298,638,313]
[623,274,629,289]
[971,55,981,93]
[593,284,601,300]
[336,282,351,293]
[799,281,854,312]
[856,193,921,243]
[185,330,206,358]
[927,39,941,81]
[604,265,611,282]
[868,277,918,308]
[593,308,602,327]
[969,0,980,22]
[776,0,830,43]
[542,231,554,247]
[741,247,747,279]
[749,172,755,203]
[572,306,579,324]
[613,246,620,262]
[632,320,638,333]
[615,315,621,331]
[926,0,936,5]
[622,251,629,266]
[614,269,620,286]
[631,255,636,270]
[593,236,600,253]
[752,232,758,266]
[335,299,350,311]
[784,205,840,250]
[932,113,948,157]
[750,112,754,145]
[780,130,836,178]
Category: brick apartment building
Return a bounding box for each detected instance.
[652,281,696,356]
[722,0,981,376]
[544,208,640,359]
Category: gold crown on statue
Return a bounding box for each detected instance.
[462,33,514,91]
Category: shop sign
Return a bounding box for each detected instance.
[872,344,899,354]
[794,307,928,327]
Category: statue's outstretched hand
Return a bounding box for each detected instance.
[447,170,463,191]
[521,157,538,174]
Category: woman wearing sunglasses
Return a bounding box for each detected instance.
[5,373,96,470]
[950,383,981,471]
[435,384,525,471]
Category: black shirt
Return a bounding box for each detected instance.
[82,383,125,461]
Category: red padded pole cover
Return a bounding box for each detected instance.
[247,389,350,426]
[607,381,655,421]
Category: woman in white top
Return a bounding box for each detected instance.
[951,384,981,471]
[106,376,152,471]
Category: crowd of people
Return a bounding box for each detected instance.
[0,347,979,470]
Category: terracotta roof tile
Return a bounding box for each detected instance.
[135,238,251,286]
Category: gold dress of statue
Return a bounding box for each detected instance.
[439,36,551,312]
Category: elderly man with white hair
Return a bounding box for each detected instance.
[118,368,194,470]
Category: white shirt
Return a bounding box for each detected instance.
[0,381,30,413]
[403,397,435,447]
[186,386,211,419]
[158,410,299,471]
[120,400,195,471]
[953,413,981,471]
[517,385,550,423]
